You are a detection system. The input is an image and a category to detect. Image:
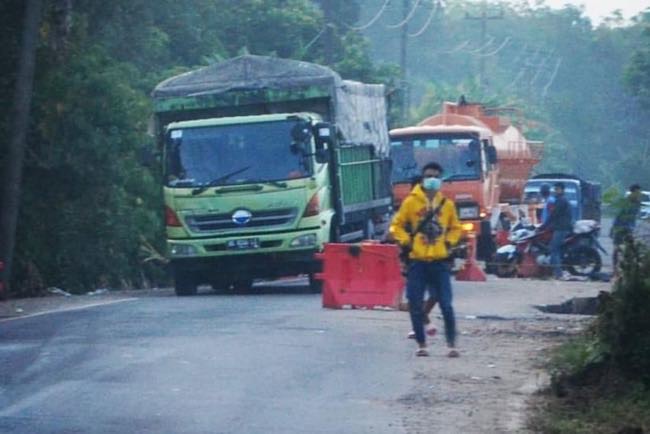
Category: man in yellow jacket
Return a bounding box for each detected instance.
[390,162,462,357]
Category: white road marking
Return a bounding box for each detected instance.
[0,298,139,323]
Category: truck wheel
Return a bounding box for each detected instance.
[477,220,495,261]
[232,278,254,293]
[363,219,376,240]
[210,278,230,293]
[174,271,198,296]
[308,273,323,293]
[330,224,341,243]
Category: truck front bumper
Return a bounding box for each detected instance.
[167,227,326,279]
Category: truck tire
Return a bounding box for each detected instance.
[330,223,341,243]
[477,220,495,261]
[174,270,198,296]
[232,278,254,293]
[363,219,376,240]
[210,278,230,293]
[308,272,323,293]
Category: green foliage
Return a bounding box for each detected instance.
[625,13,650,110]
[548,334,605,380]
[532,386,650,434]
[597,242,650,384]
[0,0,395,294]
[358,0,650,188]
[533,242,650,432]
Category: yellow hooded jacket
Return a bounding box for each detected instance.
[389,185,462,261]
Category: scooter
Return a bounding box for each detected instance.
[494,219,606,278]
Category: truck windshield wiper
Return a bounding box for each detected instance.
[443,174,476,181]
[191,166,251,195]
[255,180,288,188]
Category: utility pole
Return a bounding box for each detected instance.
[400,0,410,123]
[465,0,503,89]
[0,0,43,297]
[322,0,335,66]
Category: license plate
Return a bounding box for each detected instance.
[227,238,260,250]
[459,208,478,219]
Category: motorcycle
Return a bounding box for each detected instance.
[494,219,606,278]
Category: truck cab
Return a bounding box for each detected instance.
[389,100,542,261]
[163,113,338,294]
[152,55,392,295]
[523,174,602,223]
[390,125,497,232]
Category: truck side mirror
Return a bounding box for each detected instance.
[313,122,334,164]
[487,145,498,164]
[291,121,312,144]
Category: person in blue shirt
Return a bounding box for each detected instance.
[537,183,555,225]
[539,182,573,279]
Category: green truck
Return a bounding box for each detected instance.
[151,55,393,295]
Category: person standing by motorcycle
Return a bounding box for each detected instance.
[611,184,642,271]
[539,182,573,279]
[390,162,462,357]
[538,183,555,225]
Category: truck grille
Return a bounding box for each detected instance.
[185,208,298,233]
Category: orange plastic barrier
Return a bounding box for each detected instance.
[315,243,405,309]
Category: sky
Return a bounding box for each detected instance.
[541,0,650,23]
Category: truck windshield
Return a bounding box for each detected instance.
[165,120,311,187]
[390,134,481,183]
[524,181,579,203]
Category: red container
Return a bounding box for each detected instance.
[315,243,405,309]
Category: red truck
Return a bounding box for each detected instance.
[389,99,543,260]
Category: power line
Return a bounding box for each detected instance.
[474,36,511,57]
[346,0,391,31]
[408,0,438,37]
[506,46,541,90]
[387,0,422,29]
[530,49,554,85]
[510,43,529,66]
[440,40,471,54]
[465,36,495,54]
[542,58,562,99]
[302,26,328,52]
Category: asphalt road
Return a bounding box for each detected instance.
[0,220,615,434]
[0,285,413,434]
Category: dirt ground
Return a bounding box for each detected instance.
[394,276,608,434]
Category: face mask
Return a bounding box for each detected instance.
[422,177,441,191]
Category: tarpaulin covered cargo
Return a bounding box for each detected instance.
[152,55,390,157]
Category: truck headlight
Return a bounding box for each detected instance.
[169,243,199,257]
[290,234,317,247]
[458,206,479,219]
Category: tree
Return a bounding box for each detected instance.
[0,0,43,296]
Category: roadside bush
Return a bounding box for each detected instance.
[597,241,650,385]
